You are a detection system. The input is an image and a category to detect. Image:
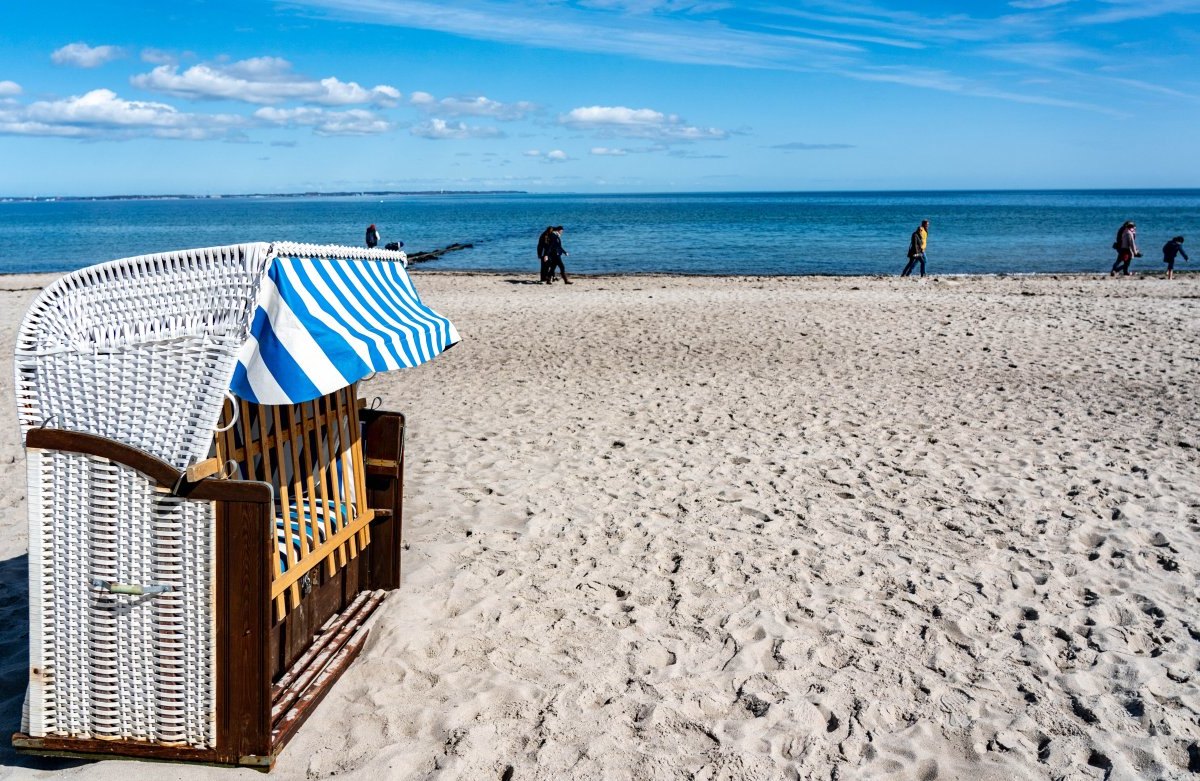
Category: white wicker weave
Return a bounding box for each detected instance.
[25,449,216,745]
[16,241,408,750]
[15,242,407,468]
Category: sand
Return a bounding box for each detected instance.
[0,270,1198,780]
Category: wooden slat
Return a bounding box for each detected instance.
[297,401,321,568]
[216,413,330,467]
[269,509,375,599]
[270,404,294,617]
[312,400,345,571]
[347,386,371,552]
[316,391,350,568]
[238,399,259,482]
[215,497,274,766]
[215,398,237,475]
[270,591,383,722]
[282,403,308,611]
[12,733,236,767]
[271,630,369,753]
[185,457,222,483]
[334,392,359,563]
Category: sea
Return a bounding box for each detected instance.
[2,190,1197,277]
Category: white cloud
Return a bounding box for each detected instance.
[0,81,21,97]
[0,88,242,139]
[524,149,571,162]
[411,118,503,139]
[590,146,628,156]
[254,106,392,135]
[561,105,727,141]
[51,42,125,68]
[131,57,400,106]
[409,91,536,120]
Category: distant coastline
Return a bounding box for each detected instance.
[0,190,526,204]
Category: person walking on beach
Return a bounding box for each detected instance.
[1163,235,1188,280]
[546,226,571,284]
[1110,221,1141,277]
[536,226,554,284]
[900,220,929,277]
[365,223,380,249]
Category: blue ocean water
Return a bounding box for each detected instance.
[2,190,1197,277]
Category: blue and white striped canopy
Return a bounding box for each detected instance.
[232,254,459,405]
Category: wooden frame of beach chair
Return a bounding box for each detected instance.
[10,242,457,770]
[12,402,405,768]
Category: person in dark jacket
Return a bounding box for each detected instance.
[900,220,929,277]
[536,226,554,284]
[1163,235,1188,280]
[545,226,571,284]
[365,223,380,249]
[1110,221,1140,277]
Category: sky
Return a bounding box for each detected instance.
[1,0,1198,196]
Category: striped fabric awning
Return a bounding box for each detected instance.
[232,254,459,405]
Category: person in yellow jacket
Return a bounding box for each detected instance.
[901,220,929,277]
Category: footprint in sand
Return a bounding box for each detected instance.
[936,688,973,728]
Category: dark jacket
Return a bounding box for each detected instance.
[907,229,924,259]
[1116,226,1137,255]
[1163,240,1188,263]
[545,232,565,260]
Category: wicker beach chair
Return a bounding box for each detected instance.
[11,242,459,769]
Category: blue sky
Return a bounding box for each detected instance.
[1,0,1198,195]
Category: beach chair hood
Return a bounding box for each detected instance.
[15,241,459,468]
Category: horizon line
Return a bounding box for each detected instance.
[4,186,1200,203]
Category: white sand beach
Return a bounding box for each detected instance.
[0,271,1198,780]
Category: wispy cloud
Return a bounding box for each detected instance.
[287,0,858,69]
[1076,0,1200,24]
[835,64,1124,115]
[561,105,727,141]
[978,41,1101,65]
[772,141,854,151]
[131,57,400,106]
[140,48,179,65]
[754,23,924,50]
[409,91,537,119]
[590,146,629,156]
[51,42,125,68]
[411,118,503,139]
[0,89,243,139]
[254,106,392,135]
[285,0,1174,115]
[1009,0,1074,8]
[0,81,22,98]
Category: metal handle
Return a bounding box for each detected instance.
[91,578,174,596]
